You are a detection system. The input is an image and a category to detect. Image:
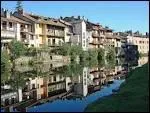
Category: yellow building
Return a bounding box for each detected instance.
[29,14,66,47]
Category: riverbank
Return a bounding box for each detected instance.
[85,63,149,112]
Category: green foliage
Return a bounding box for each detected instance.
[70,45,82,61]
[53,63,83,77]
[98,59,105,68]
[16,1,23,11]
[28,59,34,66]
[105,46,116,60]
[1,50,11,72]
[58,43,71,56]
[1,50,11,84]
[9,39,26,60]
[85,64,149,112]
[88,49,98,61]
[80,51,89,62]
[106,58,116,69]
[25,47,37,57]
[97,48,105,61]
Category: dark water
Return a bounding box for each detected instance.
[27,80,124,112]
[1,57,148,112]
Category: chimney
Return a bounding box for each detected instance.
[10,12,13,16]
[6,10,10,18]
[87,19,88,22]
[60,16,63,19]
[78,16,80,20]
[82,16,84,20]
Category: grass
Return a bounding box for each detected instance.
[85,63,149,112]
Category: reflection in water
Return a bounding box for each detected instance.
[1,57,148,112]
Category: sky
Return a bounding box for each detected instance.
[1,1,149,34]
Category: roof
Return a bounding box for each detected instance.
[11,16,31,24]
[59,19,72,26]
[105,34,115,39]
[1,16,31,24]
[39,19,65,27]
[1,16,16,22]
[23,13,39,23]
[104,27,113,32]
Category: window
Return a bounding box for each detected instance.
[32,84,35,89]
[52,39,55,45]
[53,76,56,82]
[9,22,12,28]
[2,21,7,29]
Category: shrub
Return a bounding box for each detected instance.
[88,49,98,61]
[8,39,26,59]
[105,46,115,60]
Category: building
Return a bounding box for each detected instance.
[1,9,17,50]
[127,35,149,54]
[59,19,73,43]
[13,10,40,47]
[62,16,88,51]
[86,21,105,49]
[13,11,66,48]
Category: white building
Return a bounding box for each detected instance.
[127,36,149,54]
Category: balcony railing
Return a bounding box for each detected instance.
[105,34,114,38]
[47,29,65,37]
[92,32,100,38]
[1,25,15,31]
[21,27,28,32]
[1,30,16,38]
[91,39,104,45]
[100,34,105,37]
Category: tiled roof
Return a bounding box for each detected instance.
[39,19,66,27]
[59,19,72,26]
[11,16,31,24]
[1,16,31,24]
[23,13,39,23]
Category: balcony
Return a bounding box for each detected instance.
[90,39,104,45]
[92,32,100,38]
[47,29,65,38]
[105,34,114,39]
[100,34,105,37]
[1,30,16,38]
[55,30,65,37]
[21,27,28,32]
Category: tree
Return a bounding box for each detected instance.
[59,43,71,56]
[105,46,116,60]
[97,48,105,61]
[70,45,82,61]
[16,1,23,11]
[8,39,26,65]
[88,49,98,60]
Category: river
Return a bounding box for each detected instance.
[1,57,148,112]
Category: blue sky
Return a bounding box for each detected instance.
[1,1,149,34]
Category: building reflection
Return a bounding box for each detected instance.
[1,57,148,112]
